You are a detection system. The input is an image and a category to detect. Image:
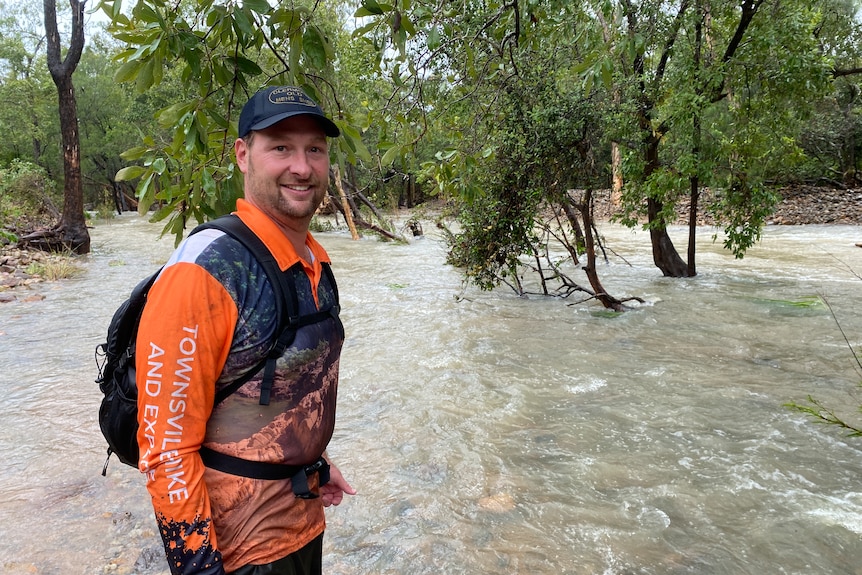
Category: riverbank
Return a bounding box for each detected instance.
[589,185,862,226]
[0,246,77,301]
[2,186,861,300]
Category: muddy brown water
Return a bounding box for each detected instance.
[1,214,861,574]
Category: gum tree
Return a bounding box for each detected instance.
[42,0,89,253]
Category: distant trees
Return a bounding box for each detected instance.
[0,1,185,236]
[354,0,859,284]
[0,1,53,168]
[0,0,860,282]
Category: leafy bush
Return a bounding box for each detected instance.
[0,160,61,230]
[0,229,17,244]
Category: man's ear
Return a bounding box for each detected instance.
[235,138,249,173]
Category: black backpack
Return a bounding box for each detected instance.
[95,215,339,493]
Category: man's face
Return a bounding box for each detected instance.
[235,115,330,226]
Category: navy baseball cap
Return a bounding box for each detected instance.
[238,86,340,138]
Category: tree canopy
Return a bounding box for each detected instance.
[0,0,860,279]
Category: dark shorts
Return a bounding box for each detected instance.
[227,533,323,575]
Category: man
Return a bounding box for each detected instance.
[135,85,356,575]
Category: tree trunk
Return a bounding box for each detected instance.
[611,142,623,205]
[55,74,89,251]
[332,164,359,240]
[687,3,704,278]
[44,0,89,254]
[578,190,627,311]
[687,176,700,277]
[842,91,858,185]
[643,135,690,277]
[647,197,689,277]
[559,201,583,265]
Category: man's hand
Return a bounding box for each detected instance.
[320,460,356,507]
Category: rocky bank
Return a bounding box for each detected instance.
[589,185,862,226]
[0,247,72,302]
[762,186,862,225]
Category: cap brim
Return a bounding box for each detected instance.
[250,112,340,137]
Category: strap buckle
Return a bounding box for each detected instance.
[290,457,330,499]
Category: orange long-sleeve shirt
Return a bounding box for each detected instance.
[135,199,344,574]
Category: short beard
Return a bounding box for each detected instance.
[246,161,323,221]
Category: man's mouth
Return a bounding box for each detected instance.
[282,184,313,193]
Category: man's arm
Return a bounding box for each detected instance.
[136,262,237,575]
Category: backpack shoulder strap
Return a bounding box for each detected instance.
[322,261,339,309]
[192,215,298,406]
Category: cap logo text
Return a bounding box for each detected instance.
[268,86,317,108]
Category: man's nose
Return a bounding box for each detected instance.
[289,153,313,178]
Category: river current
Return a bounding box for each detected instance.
[0,214,860,574]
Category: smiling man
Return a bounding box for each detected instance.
[136,86,355,575]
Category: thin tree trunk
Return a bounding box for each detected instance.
[687,2,704,278]
[578,190,627,311]
[333,164,359,240]
[842,94,858,185]
[44,0,89,254]
[611,142,623,204]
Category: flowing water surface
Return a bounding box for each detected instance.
[1,214,861,575]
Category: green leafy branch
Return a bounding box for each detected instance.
[786,292,862,436]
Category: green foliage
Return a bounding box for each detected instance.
[0,159,60,228]
[0,8,161,214]
[0,228,17,243]
[786,395,862,437]
[797,78,862,184]
[569,0,836,263]
[708,178,780,258]
[443,54,606,290]
[356,0,852,274]
[447,192,540,291]
[75,39,164,209]
[99,0,371,241]
[0,2,59,172]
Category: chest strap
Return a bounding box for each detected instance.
[199,446,330,498]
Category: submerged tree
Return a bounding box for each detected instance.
[444,71,638,309]
[358,0,843,279]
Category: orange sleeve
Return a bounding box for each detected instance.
[136,262,237,575]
